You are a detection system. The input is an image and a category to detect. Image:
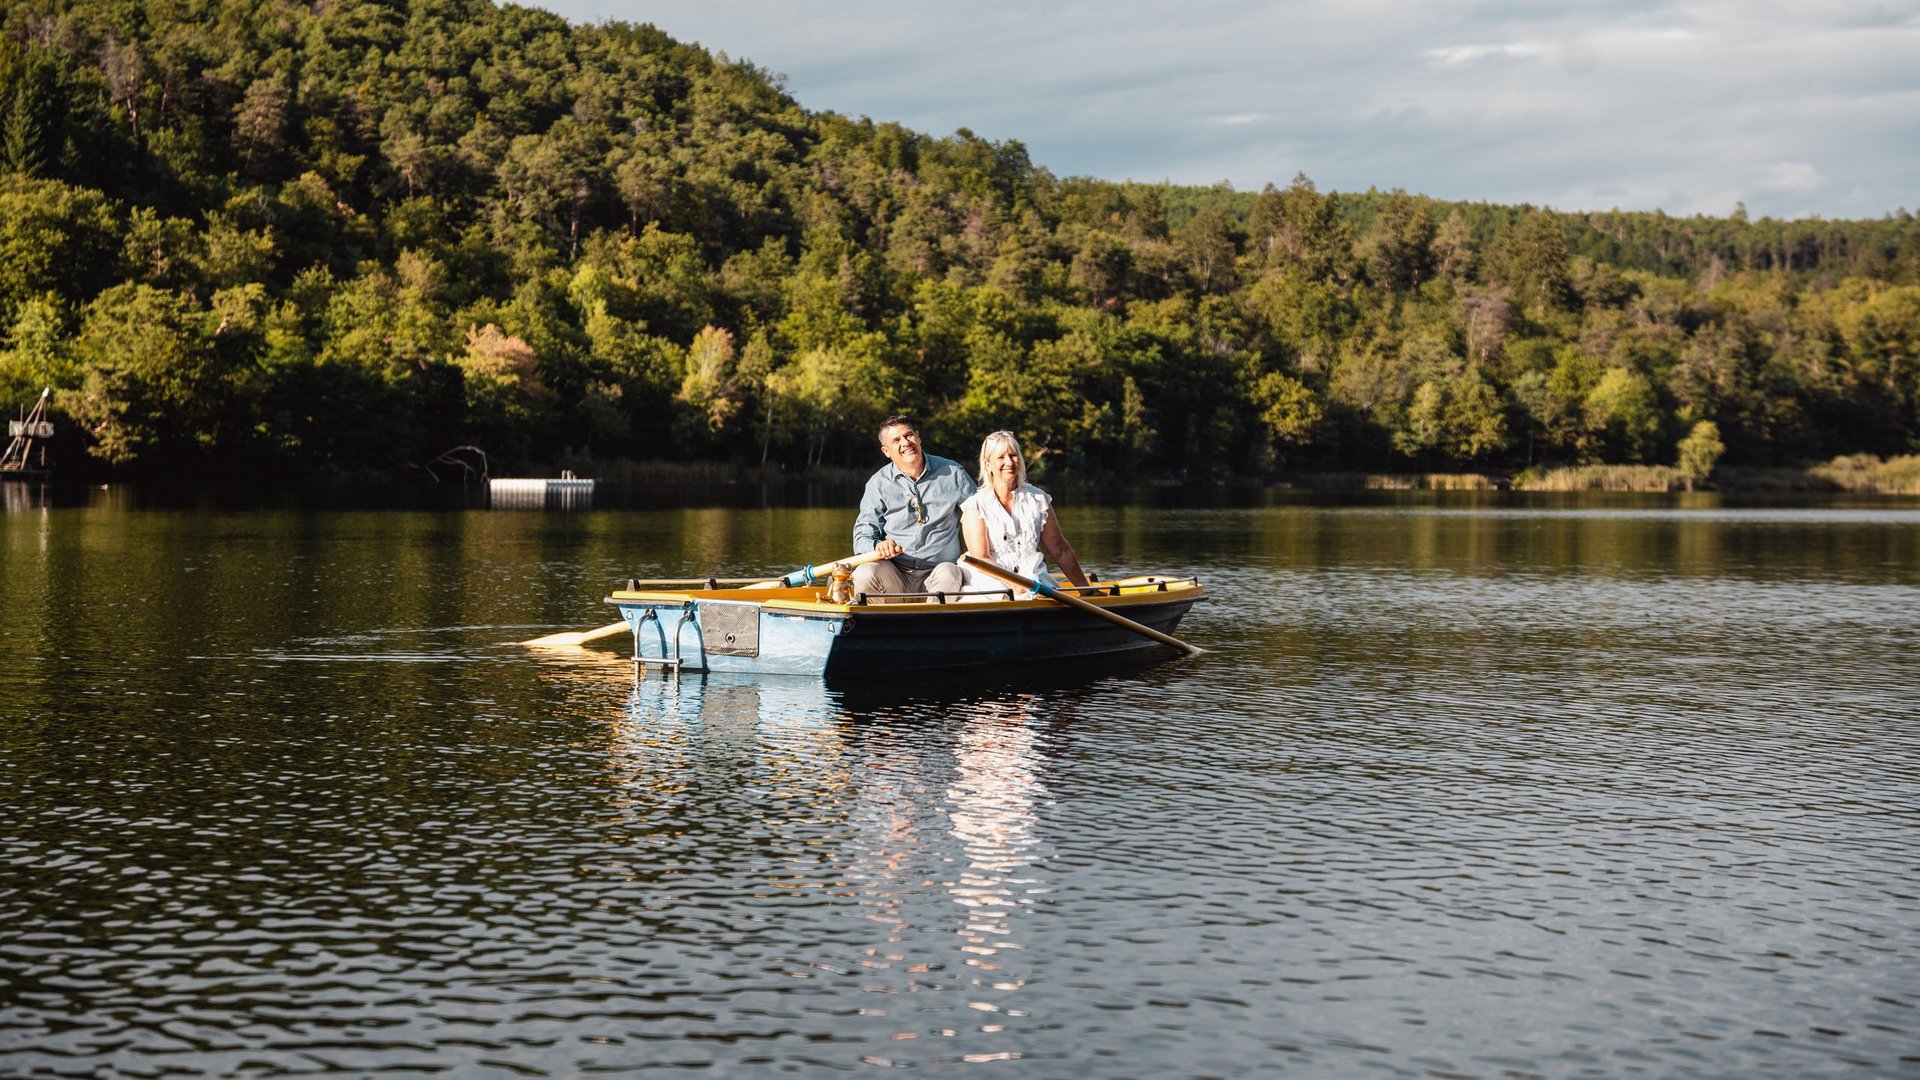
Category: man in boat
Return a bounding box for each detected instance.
[851,415,977,602]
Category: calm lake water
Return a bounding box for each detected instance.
[2,486,1918,1078]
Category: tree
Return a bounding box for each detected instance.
[0,41,52,178]
[677,324,742,435]
[0,177,120,328]
[1069,230,1132,309]
[1180,210,1237,294]
[459,322,549,428]
[1393,369,1507,463]
[2,85,45,177]
[767,340,889,466]
[1126,185,1170,241]
[1264,173,1354,284]
[1675,419,1724,488]
[1584,366,1663,462]
[1250,371,1324,454]
[610,141,680,232]
[0,295,70,401]
[382,126,436,199]
[101,35,145,138]
[1497,211,1576,316]
[1361,189,1436,292]
[1432,210,1478,283]
[200,212,277,290]
[235,76,293,178]
[62,284,230,467]
[498,118,609,260]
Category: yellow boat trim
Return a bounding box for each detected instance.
[607,575,1203,614]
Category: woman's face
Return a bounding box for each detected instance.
[986,441,1022,486]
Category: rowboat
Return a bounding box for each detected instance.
[603,571,1205,677]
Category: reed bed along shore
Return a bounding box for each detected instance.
[1259,472,1499,491]
[1512,465,1694,492]
[1494,454,1920,494]
[1807,453,1920,495]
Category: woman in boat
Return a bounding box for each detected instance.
[960,430,1089,598]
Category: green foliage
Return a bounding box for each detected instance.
[1250,371,1323,451]
[61,284,224,465]
[1395,368,1508,463]
[0,176,120,328]
[676,324,742,444]
[0,293,69,399]
[1584,366,1664,463]
[1675,419,1725,486]
[0,0,1914,481]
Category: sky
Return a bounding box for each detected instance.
[532,0,1920,221]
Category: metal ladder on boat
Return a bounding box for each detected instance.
[634,602,700,677]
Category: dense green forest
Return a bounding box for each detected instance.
[2,0,1917,484]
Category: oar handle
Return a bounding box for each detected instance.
[520,550,903,647]
[752,547,891,588]
[959,554,1201,655]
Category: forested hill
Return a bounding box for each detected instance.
[2,0,1917,483]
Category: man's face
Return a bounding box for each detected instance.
[880,423,925,476]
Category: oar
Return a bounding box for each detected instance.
[740,548,888,589]
[520,620,635,648]
[960,553,1202,656]
[519,548,891,646]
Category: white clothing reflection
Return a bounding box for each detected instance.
[944,694,1045,986]
[836,689,1049,1065]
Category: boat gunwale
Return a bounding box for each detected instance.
[605,576,1204,618]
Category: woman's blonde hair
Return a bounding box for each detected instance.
[977,430,1026,489]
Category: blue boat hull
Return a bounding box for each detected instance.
[608,578,1203,676]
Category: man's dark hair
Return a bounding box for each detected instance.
[877,415,917,439]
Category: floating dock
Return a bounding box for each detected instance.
[488,476,595,509]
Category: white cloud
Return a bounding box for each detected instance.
[1423,41,1554,66]
[1755,162,1825,194]
[534,0,1920,219]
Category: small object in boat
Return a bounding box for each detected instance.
[827,566,855,604]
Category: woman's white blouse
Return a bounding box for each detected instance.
[962,484,1053,595]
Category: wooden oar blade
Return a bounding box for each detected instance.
[520,620,629,648]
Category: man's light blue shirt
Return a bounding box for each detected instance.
[853,455,977,571]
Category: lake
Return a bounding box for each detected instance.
[2,487,1917,1078]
